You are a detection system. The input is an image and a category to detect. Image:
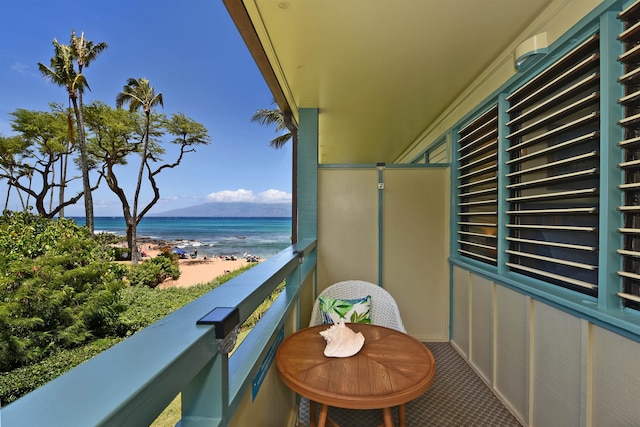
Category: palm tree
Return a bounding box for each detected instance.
[251,107,293,148]
[251,104,298,243]
[38,32,106,232]
[115,77,164,264]
[67,31,107,223]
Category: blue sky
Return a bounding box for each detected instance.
[0,0,292,216]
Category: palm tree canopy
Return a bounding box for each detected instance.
[70,30,108,70]
[115,77,164,114]
[38,39,89,95]
[251,107,292,149]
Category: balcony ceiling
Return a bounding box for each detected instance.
[225,0,556,164]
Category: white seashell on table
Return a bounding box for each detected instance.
[319,319,365,357]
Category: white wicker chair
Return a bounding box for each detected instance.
[309,280,407,332]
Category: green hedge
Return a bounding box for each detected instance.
[0,337,123,404]
[0,265,254,404]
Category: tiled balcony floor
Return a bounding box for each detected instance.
[297,342,523,427]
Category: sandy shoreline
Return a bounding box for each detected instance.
[158,256,251,288]
[139,245,257,289]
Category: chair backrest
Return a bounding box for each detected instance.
[309,280,407,332]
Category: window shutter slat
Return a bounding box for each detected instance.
[507,236,595,251]
[506,93,599,139]
[506,263,597,290]
[506,168,597,189]
[506,151,597,177]
[507,224,596,232]
[506,250,597,270]
[506,207,597,215]
[506,114,599,152]
[506,73,599,126]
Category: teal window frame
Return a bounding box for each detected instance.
[450,0,640,341]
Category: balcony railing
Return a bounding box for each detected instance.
[1,239,317,427]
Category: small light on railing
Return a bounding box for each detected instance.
[197,307,240,355]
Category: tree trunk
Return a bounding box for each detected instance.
[128,112,151,266]
[72,93,94,233]
[127,219,139,265]
[59,151,68,218]
[4,182,11,211]
[49,161,56,213]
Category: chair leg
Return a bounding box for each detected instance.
[382,407,394,427]
[317,403,330,427]
[309,400,317,427]
[398,404,406,427]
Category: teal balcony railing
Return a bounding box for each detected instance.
[1,239,317,427]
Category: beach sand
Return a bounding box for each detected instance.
[139,246,256,289]
[158,257,250,289]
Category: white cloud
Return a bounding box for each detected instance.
[257,189,292,203]
[206,189,291,203]
[207,189,256,202]
[10,62,30,75]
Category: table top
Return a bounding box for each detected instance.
[275,324,436,410]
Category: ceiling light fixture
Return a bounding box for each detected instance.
[514,32,548,71]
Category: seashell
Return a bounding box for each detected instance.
[319,319,365,358]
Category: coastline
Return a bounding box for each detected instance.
[140,242,258,288]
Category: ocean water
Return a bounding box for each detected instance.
[71,217,292,258]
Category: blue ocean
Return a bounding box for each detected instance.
[71,217,292,258]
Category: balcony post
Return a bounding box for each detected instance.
[179,353,229,427]
[297,108,318,241]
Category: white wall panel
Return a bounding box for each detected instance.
[383,168,449,340]
[452,266,470,357]
[494,285,528,423]
[317,168,379,289]
[592,325,640,426]
[470,274,493,383]
[532,301,582,427]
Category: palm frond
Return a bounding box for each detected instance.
[270,133,292,149]
[252,106,293,149]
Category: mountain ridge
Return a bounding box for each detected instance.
[149,201,292,217]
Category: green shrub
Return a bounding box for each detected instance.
[118,265,252,335]
[110,246,131,261]
[0,213,127,372]
[94,232,124,246]
[127,254,180,288]
[0,244,256,403]
[0,337,123,404]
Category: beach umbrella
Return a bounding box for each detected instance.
[172,248,187,255]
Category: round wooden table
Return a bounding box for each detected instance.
[276,324,436,427]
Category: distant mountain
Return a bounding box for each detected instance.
[150,202,292,217]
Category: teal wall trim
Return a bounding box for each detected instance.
[599,11,625,311]
[497,94,509,277]
[298,108,319,241]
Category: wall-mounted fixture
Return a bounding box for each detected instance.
[514,32,548,71]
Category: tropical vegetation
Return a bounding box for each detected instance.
[0,211,259,404]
